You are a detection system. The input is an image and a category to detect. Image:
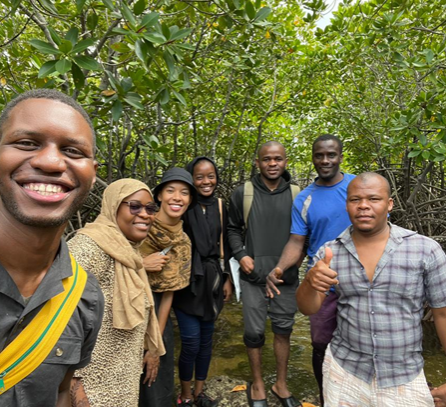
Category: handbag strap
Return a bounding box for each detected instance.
[217,198,224,260]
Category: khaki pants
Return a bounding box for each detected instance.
[323,345,434,407]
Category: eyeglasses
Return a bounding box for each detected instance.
[122,201,159,215]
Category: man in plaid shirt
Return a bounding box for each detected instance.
[296,172,446,407]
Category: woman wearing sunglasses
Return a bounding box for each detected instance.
[67,179,165,407]
[139,167,197,407]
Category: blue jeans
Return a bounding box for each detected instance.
[174,308,215,382]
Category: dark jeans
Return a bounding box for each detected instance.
[139,292,174,407]
[174,308,215,382]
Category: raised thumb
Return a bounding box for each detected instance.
[323,247,333,267]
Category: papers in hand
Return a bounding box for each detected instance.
[229,257,241,302]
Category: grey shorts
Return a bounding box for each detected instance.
[240,279,298,348]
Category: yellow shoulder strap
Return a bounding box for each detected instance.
[243,182,299,227]
[243,181,254,227]
[290,184,300,201]
[0,254,88,394]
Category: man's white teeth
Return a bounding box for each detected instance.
[24,183,64,195]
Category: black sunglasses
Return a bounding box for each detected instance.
[122,201,159,215]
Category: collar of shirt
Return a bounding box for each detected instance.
[0,240,72,313]
[336,222,418,277]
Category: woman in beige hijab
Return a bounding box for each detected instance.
[68,179,165,407]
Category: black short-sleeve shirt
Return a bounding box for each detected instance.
[0,239,104,407]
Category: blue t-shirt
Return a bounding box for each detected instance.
[291,173,356,266]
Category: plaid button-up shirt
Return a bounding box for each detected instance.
[313,223,446,388]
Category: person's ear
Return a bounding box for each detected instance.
[389,198,395,214]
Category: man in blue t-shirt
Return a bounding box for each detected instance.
[266,134,355,406]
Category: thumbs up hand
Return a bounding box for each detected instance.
[305,247,339,293]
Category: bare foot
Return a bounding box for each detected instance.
[272,383,291,398]
[250,381,267,400]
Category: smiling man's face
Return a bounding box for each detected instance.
[0,98,97,228]
[312,139,343,184]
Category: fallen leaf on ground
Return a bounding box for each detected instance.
[230,384,247,392]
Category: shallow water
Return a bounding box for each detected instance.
[200,302,446,403]
[176,295,446,404]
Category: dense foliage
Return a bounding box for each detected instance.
[1,0,445,238]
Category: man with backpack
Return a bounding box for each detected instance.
[266,134,355,406]
[228,141,301,407]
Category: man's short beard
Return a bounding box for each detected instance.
[261,171,284,181]
[318,172,336,181]
[0,189,89,228]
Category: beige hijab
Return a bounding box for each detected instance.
[78,179,164,355]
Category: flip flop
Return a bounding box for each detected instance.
[271,388,302,407]
[246,382,268,407]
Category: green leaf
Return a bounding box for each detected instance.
[55,58,72,74]
[133,0,145,15]
[176,43,195,51]
[72,38,95,54]
[111,100,123,121]
[38,60,57,78]
[424,49,434,64]
[73,55,101,71]
[245,0,255,20]
[144,32,166,44]
[159,88,170,105]
[140,12,159,28]
[71,63,85,89]
[124,95,144,110]
[9,0,22,12]
[161,23,171,40]
[407,150,421,158]
[121,79,133,93]
[172,90,186,105]
[422,150,430,160]
[433,155,446,162]
[87,12,99,31]
[112,27,130,35]
[169,28,192,41]
[76,0,87,13]
[135,39,148,64]
[121,2,137,28]
[111,42,131,53]
[181,71,190,89]
[48,27,62,46]
[102,0,114,11]
[65,28,79,45]
[105,70,123,93]
[58,39,73,54]
[163,50,175,74]
[30,39,62,55]
[253,7,271,22]
[39,0,58,14]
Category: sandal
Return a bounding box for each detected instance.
[177,395,194,407]
[194,392,218,407]
[246,383,268,408]
[271,388,301,407]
